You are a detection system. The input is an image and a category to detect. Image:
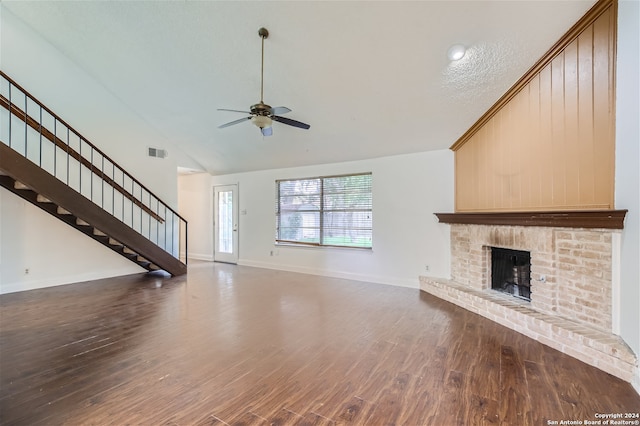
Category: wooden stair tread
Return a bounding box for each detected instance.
[57,206,72,215]
[93,228,107,237]
[14,181,30,190]
[36,194,52,203]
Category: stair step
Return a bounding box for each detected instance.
[14,181,30,190]
[1,141,186,277]
[93,228,107,237]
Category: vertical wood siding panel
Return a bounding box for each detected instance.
[473,120,492,210]
[607,6,616,208]
[514,88,528,208]
[454,149,462,210]
[551,54,567,207]
[470,126,480,210]
[494,110,505,209]
[484,124,493,210]
[502,104,517,209]
[592,9,614,208]
[491,117,500,210]
[518,85,530,208]
[479,118,489,210]
[506,91,517,209]
[506,98,517,209]
[454,147,464,210]
[578,26,596,205]
[452,2,615,212]
[479,118,491,210]
[520,87,532,208]
[538,64,554,209]
[511,89,526,209]
[563,38,581,207]
[471,135,480,209]
[528,76,542,208]
[477,125,488,209]
[497,107,508,209]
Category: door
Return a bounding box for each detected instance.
[214,184,239,263]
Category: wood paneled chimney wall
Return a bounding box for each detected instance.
[452,0,616,212]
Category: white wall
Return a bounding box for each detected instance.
[180,150,454,288]
[0,195,144,294]
[615,0,640,392]
[178,172,215,261]
[0,6,184,293]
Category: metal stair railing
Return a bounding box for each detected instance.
[0,70,187,268]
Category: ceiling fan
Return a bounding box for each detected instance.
[218,27,310,137]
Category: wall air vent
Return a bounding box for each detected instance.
[148,147,168,159]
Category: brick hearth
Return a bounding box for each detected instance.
[420,223,637,382]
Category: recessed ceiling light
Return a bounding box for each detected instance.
[447,44,466,61]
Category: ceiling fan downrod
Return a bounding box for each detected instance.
[258,27,269,104]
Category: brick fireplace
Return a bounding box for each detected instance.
[420,211,636,382]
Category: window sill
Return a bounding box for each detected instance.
[275,242,373,251]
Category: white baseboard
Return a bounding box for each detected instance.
[0,266,145,295]
[238,259,419,289]
[187,252,214,262]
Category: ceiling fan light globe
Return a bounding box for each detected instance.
[251,115,272,129]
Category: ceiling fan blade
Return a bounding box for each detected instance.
[218,108,252,114]
[270,106,291,115]
[261,126,273,136]
[273,115,311,130]
[218,116,251,128]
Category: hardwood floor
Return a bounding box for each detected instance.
[1,262,638,425]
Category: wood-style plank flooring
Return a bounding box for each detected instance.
[1,262,638,425]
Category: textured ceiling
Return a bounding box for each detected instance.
[2,1,596,175]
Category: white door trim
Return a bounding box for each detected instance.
[213,184,239,264]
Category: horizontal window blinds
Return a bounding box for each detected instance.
[276,173,372,248]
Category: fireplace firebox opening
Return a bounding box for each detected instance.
[491,247,531,301]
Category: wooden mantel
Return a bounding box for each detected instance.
[434,210,627,229]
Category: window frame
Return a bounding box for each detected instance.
[275,172,373,249]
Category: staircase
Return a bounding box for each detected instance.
[0,71,187,276]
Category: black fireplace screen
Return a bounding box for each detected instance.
[491,247,531,301]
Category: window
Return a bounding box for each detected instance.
[276,173,372,248]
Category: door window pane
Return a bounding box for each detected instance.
[218,190,233,253]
